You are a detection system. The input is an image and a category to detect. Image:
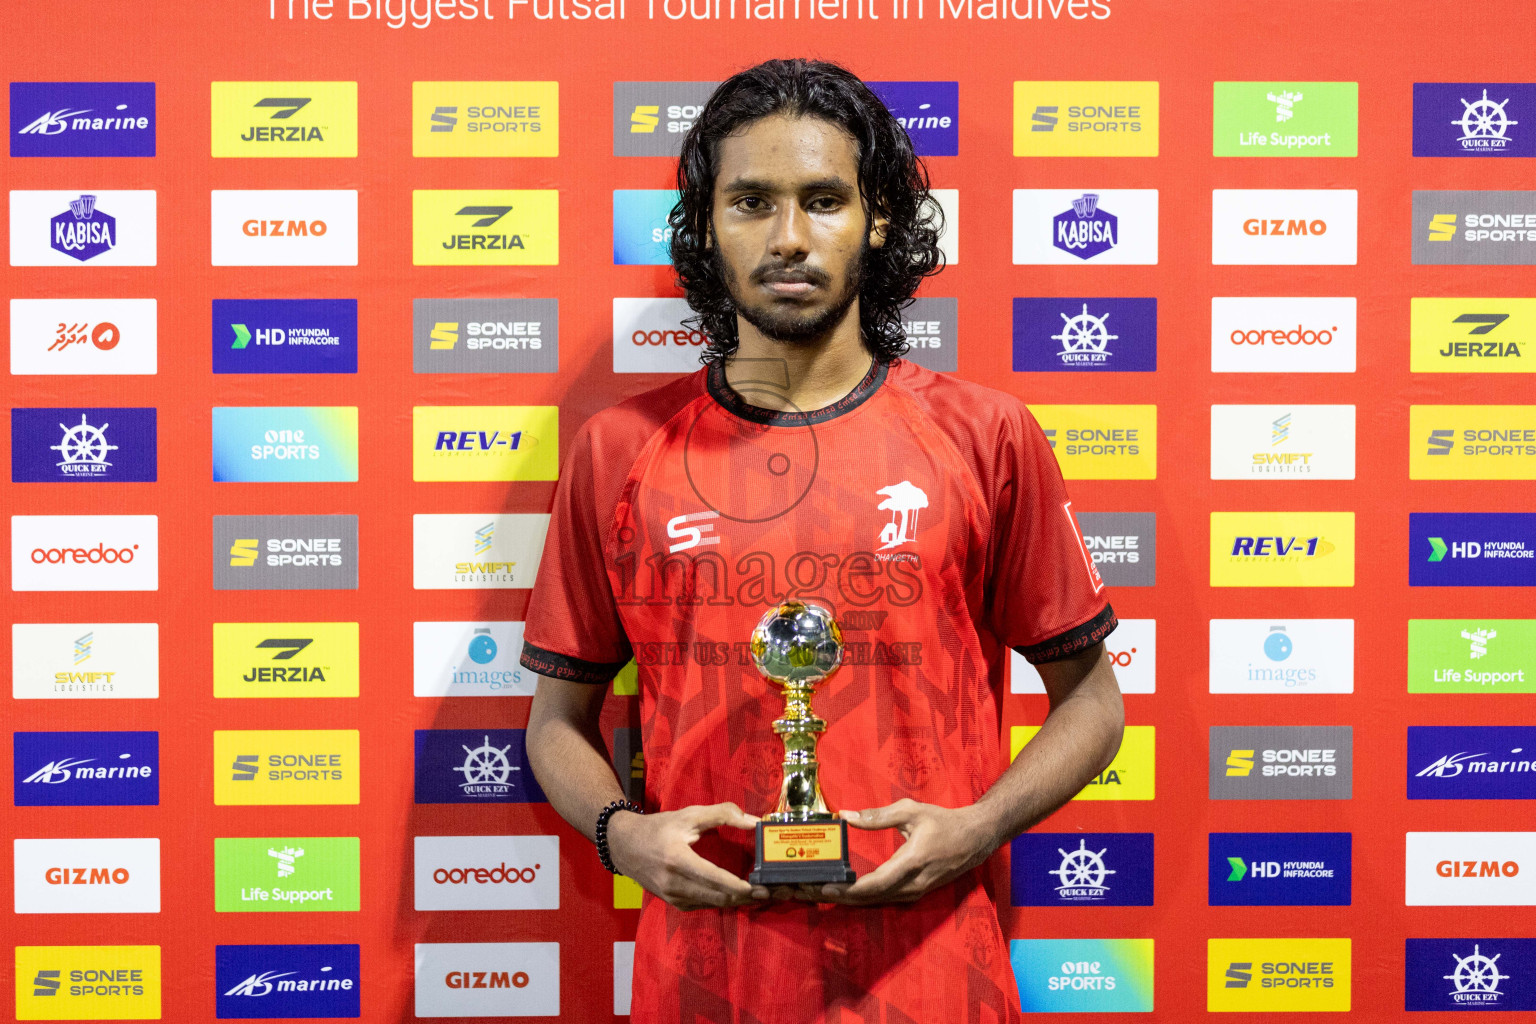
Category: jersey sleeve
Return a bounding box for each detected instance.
[519,417,634,684]
[984,401,1117,664]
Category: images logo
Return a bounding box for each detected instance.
[412,298,558,373]
[414,835,560,910]
[1011,81,1157,157]
[1012,189,1158,265]
[11,622,159,700]
[214,837,360,913]
[213,515,358,591]
[413,942,560,1017]
[13,731,158,807]
[1210,404,1356,479]
[211,190,358,266]
[1031,405,1156,479]
[1012,297,1156,373]
[414,730,546,805]
[612,189,680,265]
[211,82,358,157]
[211,407,359,482]
[413,513,551,590]
[212,730,360,806]
[215,944,360,1019]
[1212,189,1358,264]
[412,82,558,157]
[1010,832,1153,906]
[1410,726,1536,799]
[1414,84,1536,158]
[1013,725,1154,800]
[1410,298,1533,372]
[1213,81,1358,156]
[13,838,161,914]
[10,515,159,592]
[1411,512,1536,587]
[1406,938,1536,1010]
[1210,511,1354,587]
[1409,619,1536,693]
[1208,833,1351,906]
[213,623,359,699]
[212,299,358,375]
[11,82,156,157]
[1410,405,1536,479]
[412,189,558,266]
[413,407,559,482]
[11,408,157,483]
[14,945,160,1020]
[1407,832,1536,905]
[413,621,534,697]
[1413,190,1536,265]
[1207,938,1350,1011]
[869,81,959,156]
[1209,726,1352,800]
[1208,619,1354,694]
[1008,939,1154,1013]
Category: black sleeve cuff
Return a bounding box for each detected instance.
[519,640,631,685]
[1014,603,1118,665]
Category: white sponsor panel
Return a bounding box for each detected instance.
[1210,404,1356,480]
[10,298,158,375]
[9,190,157,266]
[614,942,634,1017]
[1209,619,1355,694]
[1211,297,1357,373]
[1407,832,1536,906]
[14,838,160,913]
[210,189,359,266]
[413,621,533,697]
[414,942,560,1017]
[412,513,550,590]
[1011,189,1159,265]
[414,836,559,910]
[1013,618,1155,694]
[930,188,958,265]
[613,297,707,373]
[12,623,160,699]
[1212,189,1358,265]
[11,515,159,592]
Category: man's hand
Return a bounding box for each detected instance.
[607,802,770,911]
[810,799,999,905]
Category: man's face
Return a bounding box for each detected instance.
[709,113,887,345]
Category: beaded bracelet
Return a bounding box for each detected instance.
[595,799,643,874]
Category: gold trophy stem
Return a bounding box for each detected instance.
[765,680,833,822]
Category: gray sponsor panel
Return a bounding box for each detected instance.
[412,298,558,374]
[1075,512,1155,587]
[1413,189,1536,265]
[898,297,957,373]
[613,82,719,157]
[213,514,358,591]
[1209,725,1353,800]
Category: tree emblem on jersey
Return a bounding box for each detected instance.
[876,480,928,551]
[454,735,517,796]
[1052,303,1118,365]
[1049,838,1114,900]
[1052,193,1117,261]
[52,413,117,475]
[1454,89,1517,151]
[1444,944,1508,1004]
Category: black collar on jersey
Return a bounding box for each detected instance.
[706,356,889,426]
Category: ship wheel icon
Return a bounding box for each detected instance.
[1445,944,1509,997]
[1052,304,1118,357]
[1050,839,1115,891]
[454,735,515,787]
[52,413,117,470]
[1454,89,1518,141]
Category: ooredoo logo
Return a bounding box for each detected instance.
[1211,297,1357,373]
[11,515,158,592]
[211,189,358,266]
[414,942,559,1017]
[613,297,707,373]
[14,838,161,914]
[1212,190,1358,265]
[414,836,559,910]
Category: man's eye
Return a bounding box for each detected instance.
[811,197,840,210]
[736,197,764,211]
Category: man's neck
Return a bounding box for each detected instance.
[722,319,874,414]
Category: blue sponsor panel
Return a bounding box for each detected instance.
[11,407,157,482]
[1011,832,1153,906]
[212,299,358,374]
[867,81,959,156]
[215,944,361,1019]
[10,82,156,157]
[1207,832,1351,906]
[1406,938,1536,1011]
[612,189,679,266]
[413,729,546,804]
[1413,84,1536,158]
[13,731,159,806]
[1411,513,1536,587]
[1409,726,1536,799]
[1012,298,1157,372]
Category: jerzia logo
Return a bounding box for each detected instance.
[211,82,357,157]
[413,190,558,266]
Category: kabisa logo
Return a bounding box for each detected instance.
[1209,404,1356,480]
[1413,190,1536,266]
[613,81,717,156]
[214,515,358,591]
[1207,833,1351,907]
[10,190,156,267]
[1012,189,1157,265]
[414,406,559,482]
[10,298,157,376]
[1410,726,1536,800]
[613,189,680,265]
[1410,299,1533,371]
[50,194,115,262]
[11,82,156,157]
[216,944,360,1019]
[1414,84,1536,158]
[412,189,558,266]
[413,621,534,697]
[1409,619,1536,694]
[213,622,359,699]
[412,298,558,373]
[13,731,159,807]
[1074,512,1156,587]
[213,299,358,375]
[211,82,358,157]
[214,837,361,913]
[1033,405,1157,480]
[1213,81,1358,157]
[1210,511,1354,587]
[1012,725,1154,800]
[1208,619,1354,694]
[213,730,360,806]
[14,946,161,1020]
[413,81,558,157]
[1411,405,1536,480]
[1009,939,1155,1013]
[1012,81,1159,157]
[1407,938,1536,1010]
[1212,189,1358,265]
[414,729,547,805]
[1210,726,1353,800]
[413,942,560,1017]
[11,408,157,483]
[212,407,360,483]
[1054,192,1117,260]
[1010,832,1153,906]
[1207,939,1351,1011]
[1012,297,1157,373]
[868,81,959,156]
[415,835,560,910]
[1412,513,1536,587]
[14,837,161,914]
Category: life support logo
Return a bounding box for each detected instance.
[414,836,560,910]
[214,836,361,913]
[212,730,360,806]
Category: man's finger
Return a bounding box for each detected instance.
[841,798,921,831]
[820,845,921,903]
[689,801,761,832]
[670,844,760,901]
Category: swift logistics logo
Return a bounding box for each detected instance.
[210,82,357,157]
[612,189,679,265]
[10,298,158,375]
[1410,298,1533,372]
[412,189,558,265]
[1212,189,1358,264]
[11,622,159,700]
[1411,405,1536,479]
[1414,190,1536,265]
[1012,189,1158,265]
[212,623,359,698]
[1208,619,1355,694]
[1409,619,1536,693]
[213,514,358,591]
[213,299,358,374]
[412,81,558,157]
[1412,512,1536,587]
[10,514,159,592]
[9,190,157,266]
[13,838,161,914]
[412,298,558,373]
[1210,405,1356,479]
[214,837,361,912]
[211,407,359,482]
[868,81,958,156]
[1013,725,1154,800]
[413,621,534,697]
[1210,726,1353,800]
[1406,832,1536,905]
[1211,296,1358,373]
[612,81,717,156]
[14,945,161,1020]
[1014,618,1155,694]
[1207,938,1351,1011]
[13,731,158,807]
[413,942,560,1017]
[1008,939,1154,1013]
[11,82,156,157]
[1033,405,1156,479]
[11,408,157,482]
[213,730,360,806]
[414,835,560,910]
[1210,511,1355,587]
[1410,726,1536,799]
[210,190,358,266]
[1207,833,1351,906]
[1414,83,1536,158]
[1012,81,1158,157]
[215,944,360,1019]
[1406,937,1536,1010]
[1009,832,1153,906]
[413,406,558,481]
[414,730,547,805]
[1012,297,1156,372]
[1213,82,1358,156]
[413,513,550,589]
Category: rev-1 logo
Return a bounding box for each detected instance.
[433,430,524,451]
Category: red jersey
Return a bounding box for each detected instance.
[521,356,1115,1023]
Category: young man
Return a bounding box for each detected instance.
[522,59,1124,1023]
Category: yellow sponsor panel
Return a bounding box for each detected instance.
[1207,938,1350,1012]
[211,81,357,157]
[412,81,559,157]
[614,874,644,908]
[1033,405,1157,479]
[412,189,558,266]
[212,622,359,698]
[1012,724,1153,800]
[613,660,639,696]
[413,406,560,482]
[1012,81,1159,157]
[213,730,359,806]
[1410,405,1536,480]
[1210,512,1355,587]
[15,946,161,1021]
[1410,298,1535,373]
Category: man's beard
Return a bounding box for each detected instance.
[713,238,868,346]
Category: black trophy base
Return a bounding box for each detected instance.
[749,818,857,886]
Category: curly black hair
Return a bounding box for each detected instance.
[667,58,946,366]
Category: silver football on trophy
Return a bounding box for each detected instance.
[748,600,844,686]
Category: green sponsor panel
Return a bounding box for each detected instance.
[1408,619,1536,692]
[214,836,360,911]
[1213,82,1358,157]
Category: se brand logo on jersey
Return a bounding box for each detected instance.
[868,81,958,156]
[413,81,558,157]
[1213,82,1358,157]
[11,622,160,700]
[1012,298,1156,372]
[215,944,360,1019]
[1414,190,1536,265]
[1411,512,1536,587]
[1207,938,1350,1012]
[11,408,157,483]
[210,190,358,266]
[1212,189,1358,265]
[1010,832,1153,906]
[412,189,558,266]
[414,835,560,910]
[413,942,560,1017]
[1012,189,1158,265]
[1414,83,1536,158]
[412,298,558,374]
[213,730,359,806]
[214,837,361,913]
[1207,832,1351,906]
[1410,726,1536,800]
[213,515,359,591]
[1012,81,1158,157]
[1210,405,1356,480]
[212,407,359,482]
[1210,511,1354,587]
[14,945,161,1021]
[413,407,559,482]
[210,82,358,157]
[1208,619,1354,694]
[10,298,158,376]
[9,190,157,267]
[1008,939,1155,1013]
[1210,725,1353,800]
[1411,405,1536,479]
[1406,832,1536,906]
[13,838,161,914]
[213,299,358,374]
[11,82,156,157]
[213,623,359,699]
[1013,725,1154,800]
[1405,937,1536,1010]
[1034,405,1156,479]
[1409,619,1536,693]
[13,731,158,807]
[414,730,546,805]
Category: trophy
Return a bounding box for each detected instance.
[747,600,857,886]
